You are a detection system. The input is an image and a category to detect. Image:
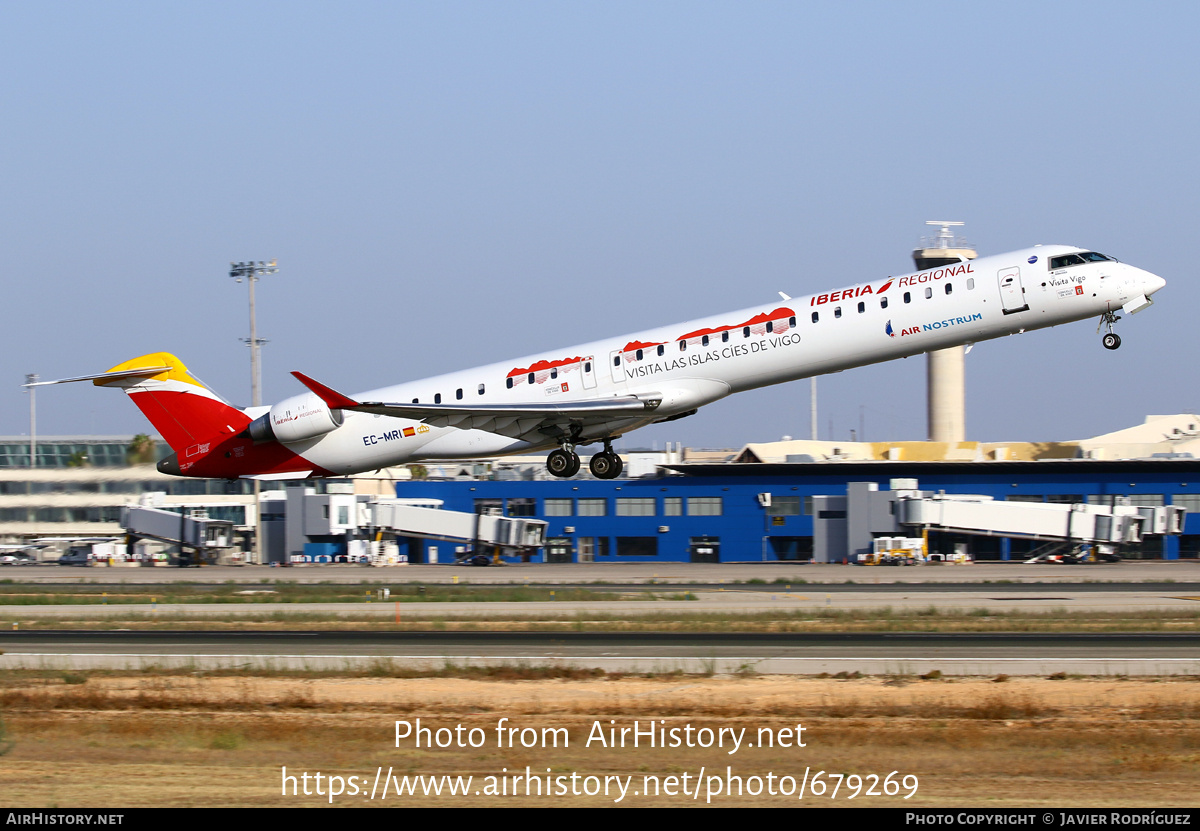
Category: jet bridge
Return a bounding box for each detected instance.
[368,499,547,550]
[276,488,548,565]
[897,494,1183,546]
[813,480,1185,563]
[119,505,235,565]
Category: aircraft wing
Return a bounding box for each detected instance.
[291,371,662,442]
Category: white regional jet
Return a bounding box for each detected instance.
[38,245,1165,480]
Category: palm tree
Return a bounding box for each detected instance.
[126,434,158,466]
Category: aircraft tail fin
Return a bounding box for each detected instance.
[35,353,251,453]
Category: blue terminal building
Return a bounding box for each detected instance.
[393,460,1200,563]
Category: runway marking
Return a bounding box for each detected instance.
[988,597,1073,601]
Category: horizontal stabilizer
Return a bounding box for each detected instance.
[42,353,248,453]
[26,366,173,387]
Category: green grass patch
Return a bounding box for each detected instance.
[0,581,620,605]
[5,605,1200,633]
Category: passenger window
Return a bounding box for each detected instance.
[834,307,842,319]
[551,368,557,379]
[613,356,620,367]
[966,278,975,290]
[904,292,911,304]
[721,331,729,343]
[478,384,485,395]
[506,378,513,389]
[857,301,865,313]
[702,335,709,346]
[434,393,442,404]
[924,287,933,299]
[412,398,419,404]
[679,340,687,352]
[945,283,953,295]
[657,345,664,356]
[789,316,796,327]
[584,361,591,372]
[880,297,888,309]
[766,321,773,333]
[743,326,750,337]
[811,312,819,323]
[527,373,534,384]
[636,349,643,361]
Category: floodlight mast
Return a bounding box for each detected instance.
[24,374,38,469]
[228,260,278,407]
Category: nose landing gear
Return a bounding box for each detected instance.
[1098,311,1122,350]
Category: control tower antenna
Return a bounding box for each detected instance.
[912,222,976,443]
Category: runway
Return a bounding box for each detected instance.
[3,630,1198,677]
[5,562,1200,676]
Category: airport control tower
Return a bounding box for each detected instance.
[913,221,976,443]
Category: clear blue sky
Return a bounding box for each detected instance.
[2,1,1196,449]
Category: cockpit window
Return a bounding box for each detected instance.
[1050,251,1114,269]
[1049,254,1086,269]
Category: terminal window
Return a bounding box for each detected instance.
[616,537,658,556]
[506,498,537,517]
[577,498,607,516]
[616,498,656,516]
[544,498,573,516]
[687,497,723,516]
[770,496,802,516]
[1172,494,1200,512]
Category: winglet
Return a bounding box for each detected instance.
[291,371,362,410]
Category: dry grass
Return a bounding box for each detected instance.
[2,673,1200,807]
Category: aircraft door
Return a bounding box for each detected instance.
[581,355,597,389]
[998,267,1029,314]
[609,350,626,385]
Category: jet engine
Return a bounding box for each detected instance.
[247,392,344,444]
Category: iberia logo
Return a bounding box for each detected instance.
[876,278,894,294]
[885,320,895,338]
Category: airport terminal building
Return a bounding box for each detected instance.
[1,435,1197,565]
[393,459,1200,564]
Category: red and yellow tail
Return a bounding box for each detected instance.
[93,353,250,452]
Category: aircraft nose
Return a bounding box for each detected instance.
[157,452,181,476]
[1142,270,1166,296]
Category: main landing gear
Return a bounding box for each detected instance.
[547,447,580,478]
[1098,311,1122,350]
[546,441,623,480]
[588,445,624,480]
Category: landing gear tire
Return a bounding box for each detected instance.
[547,448,580,478]
[1102,332,1121,350]
[589,451,624,480]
